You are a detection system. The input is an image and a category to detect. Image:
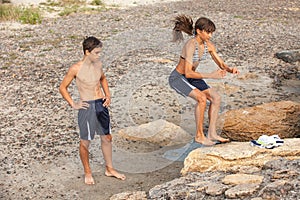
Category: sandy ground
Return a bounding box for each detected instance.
[2,1,189,199]
[1,0,299,199]
[10,0,184,6]
[102,0,184,7]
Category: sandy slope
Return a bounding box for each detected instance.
[10,0,183,6]
[102,0,183,7]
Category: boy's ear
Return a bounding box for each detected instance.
[85,50,90,55]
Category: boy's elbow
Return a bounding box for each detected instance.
[186,72,203,79]
[185,72,194,79]
[59,85,64,94]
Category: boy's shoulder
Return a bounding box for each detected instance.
[184,37,196,47]
[93,60,103,72]
[72,60,83,67]
[68,61,83,74]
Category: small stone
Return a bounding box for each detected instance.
[205,183,230,196]
[225,183,260,198]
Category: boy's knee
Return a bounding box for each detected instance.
[101,134,112,143]
[80,140,90,149]
[209,89,221,103]
[214,93,221,102]
[196,93,207,103]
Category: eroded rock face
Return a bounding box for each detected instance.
[181,138,300,175]
[145,139,300,199]
[218,101,300,141]
[147,159,300,200]
[117,119,192,146]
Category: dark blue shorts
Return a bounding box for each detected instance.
[78,99,110,140]
[187,78,210,91]
[169,69,210,97]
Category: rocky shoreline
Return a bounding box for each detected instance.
[1,0,299,199]
[146,157,300,200]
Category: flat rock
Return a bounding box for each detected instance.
[222,174,263,185]
[205,183,230,196]
[117,119,192,146]
[181,138,300,175]
[225,183,261,198]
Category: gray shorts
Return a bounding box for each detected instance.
[78,99,110,140]
[168,69,210,97]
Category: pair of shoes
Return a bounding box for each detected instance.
[250,140,274,149]
[250,135,284,149]
[272,135,284,147]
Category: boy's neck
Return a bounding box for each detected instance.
[195,36,204,45]
[82,55,93,66]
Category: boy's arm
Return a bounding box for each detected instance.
[184,60,225,79]
[207,41,239,74]
[59,65,77,107]
[59,64,89,109]
[100,72,111,107]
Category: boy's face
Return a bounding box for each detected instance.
[88,47,102,62]
[197,29,213,42]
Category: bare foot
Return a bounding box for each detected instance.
[194,137,215,146]
[208,135,230,143]
[105,166,126,181]
[85,174,95,185]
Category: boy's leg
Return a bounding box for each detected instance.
[203,88,230,142]
[79,139,95,185]
[189,89,215,146]
[100,135,126,180]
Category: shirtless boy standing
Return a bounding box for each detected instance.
[59,36,126,185]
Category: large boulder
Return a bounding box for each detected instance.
[219,101,300,141]
[117,119,192,146]
[181,138,300,175]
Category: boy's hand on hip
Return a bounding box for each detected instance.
[71,101,89,110]
[103,96,111,107]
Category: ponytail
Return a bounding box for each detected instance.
[172,15,194,42]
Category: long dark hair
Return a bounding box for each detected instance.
[172,15,216,42]
[172,15,193,42]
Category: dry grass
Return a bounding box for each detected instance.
[0,4,42,24]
